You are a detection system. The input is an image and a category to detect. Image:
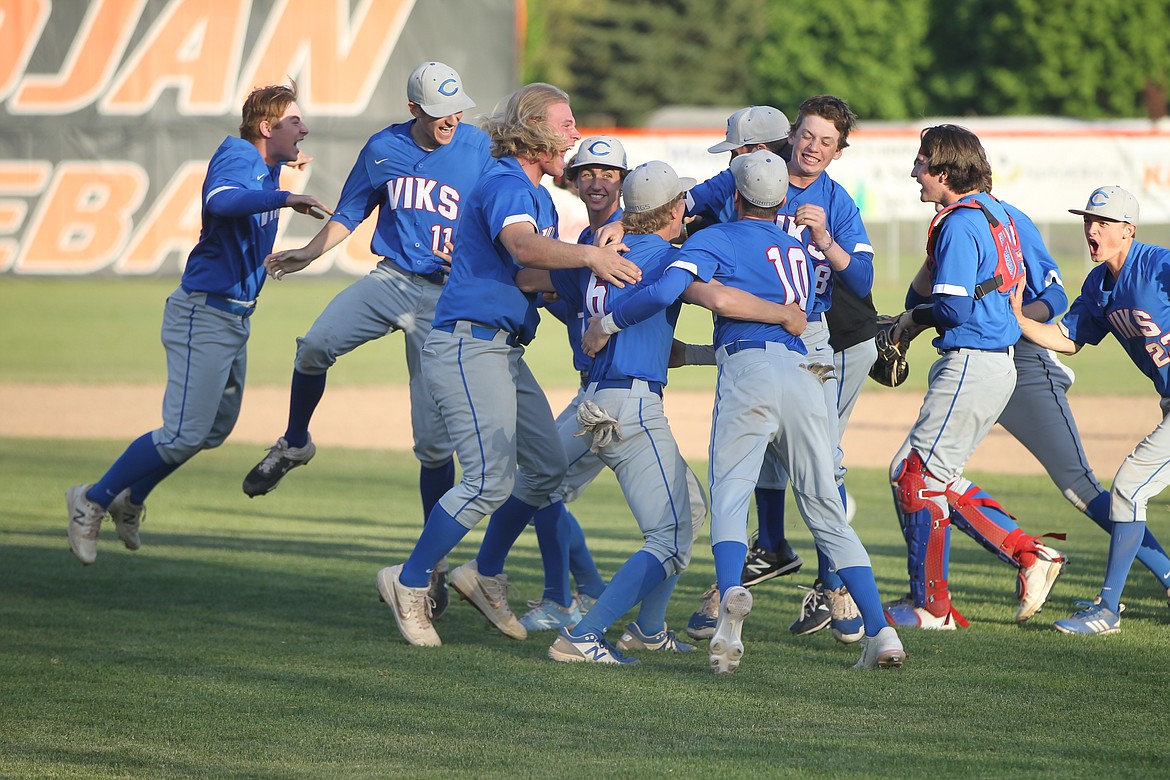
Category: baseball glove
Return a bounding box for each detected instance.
[869,314,912,387]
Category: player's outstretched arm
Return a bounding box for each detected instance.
[266,219,351,281]
[284,193,332,220]
[1010,272,1080,354]
[682,279,807,336]
[515,268,554,293]
[499,222,639,286]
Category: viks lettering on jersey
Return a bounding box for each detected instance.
[1107,307,1170,366]
[385,177,460,219]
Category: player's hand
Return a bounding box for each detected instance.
[593,221,627,248]
[285,150,314,171]
[891,309,927,344]
[582,315,612,357]
[583,245,639,287]
[432,239,454,271]
[1009,267,1028,320]
[793,204,831,251]
[285,193,333,220]
[265,247,317,280]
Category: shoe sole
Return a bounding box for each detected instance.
[450,567,528,641]
[831,627,865,644]
[709,587,752,675]
[241,451,314,497]
[1016,557,1067,624]
[876,649,906,668]
[741,556,804,588]
[1053,621,1120,636]
[376,567,441,647]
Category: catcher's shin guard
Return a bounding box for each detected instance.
[947,484,1064,569]
[892,451,952,617]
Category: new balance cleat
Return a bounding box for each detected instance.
[825,585,864,644]
[885,603,965,630]
[686,584,720,640]
[853,626,907,669]
[428,557,450,620]
[789,582,831,635]
[741,538,803,586]
[520,598,582,632]
[1016,543,1067,624]
[376,565,440,647]
[576,592,598,616]
[616,622,695,653]
[709,586,752,675]
[66,484,104,565]
[1053,600,1121,636]
[450,560,527,640]
[549,628,639,664]
[107,489,144,551]
[242,435,316,497]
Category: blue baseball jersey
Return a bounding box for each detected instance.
[927,192,1023,351]
[685,167,873,316]
[330,121,493,276]
[1004,200,1067,322]
[1061,242,1170,397]
[181,136,289,303]
[432,156,559,343]
[553,210,625,372]
[672,218,812,352]
[553,233,680,386]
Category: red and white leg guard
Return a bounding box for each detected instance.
[947,484,1066,570]
[892,451,954,618]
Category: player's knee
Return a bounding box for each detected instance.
[293,332,339,374]
[892,450,946,519]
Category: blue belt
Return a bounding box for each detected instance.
[181,286,256,318]
[723,340,770,356]
[416,269,447,285]
[939,346,1010,355]
[434,321,520,347]
[593,378,664,397]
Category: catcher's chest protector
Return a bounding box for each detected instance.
[926,198,1025,300]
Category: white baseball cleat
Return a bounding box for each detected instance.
[66,484,104,565]
[450,560,527,640]
[376,565,440,647]
[708,586,752,675]
[853,626,907,669]
[1016,543,1067,624]
[107,489,145,551]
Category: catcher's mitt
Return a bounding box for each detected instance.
[869,314,912,387]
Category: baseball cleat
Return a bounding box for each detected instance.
[708,586,752,675]
[107,489,145,551]
[789,581,832,635]
[66,484,105,565]
[616,622,695,653]
[519,597,582,632]
[885,603,965,630]
[242,435,316,497]
[825,585,864,644]
[853,626,907,670]
[428,557,450,620]
[741,538,803,586]
[450,560,527,640]
[575,591,598,617]
[1053,600,1121,636]
[376,565,440,647]
[1016,543,1067,624]
[686,584,720,640]
[548,628,639,665]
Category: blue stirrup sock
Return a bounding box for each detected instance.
[476,495,539,577]
[283,370,327,448]
[533,501,573,607]
[1085,492,1170,588]
[565,508,607,599]
[837,565,888,638]
[570,550,664,637]
[419,460,455,526]
[402,505,468,587]
[89,433,169,509]
[1099,521,1147,613]
[754,487,786,552]
[634,574,679,635]
[714,540,749,594]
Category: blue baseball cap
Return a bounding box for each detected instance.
[407,61,476,116]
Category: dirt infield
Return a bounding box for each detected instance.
[2,381,1158,476]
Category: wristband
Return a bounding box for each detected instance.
[601,313,622,335]
[817,234,834,252]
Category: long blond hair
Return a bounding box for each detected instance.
[481,83,571,160]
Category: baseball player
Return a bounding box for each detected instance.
[239,62,494,614]
[374,83,641,648]
[1012,186,1170,634]
[885,125,1066,629]
[584,151,906,672]
[683,97,877,645]
[67,83,331,564]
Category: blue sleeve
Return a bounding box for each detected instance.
[834,257,873,299]
[206,187,288,217]
[541,294,570,324]
[330,148,382,230]
[685,169,735,224]
[827,188,875,296]
[611,265,696,329]
[550,268,585,314]
[933,293,974,330]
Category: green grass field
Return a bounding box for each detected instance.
[3,274,1168,777]
[4,439,1170,777]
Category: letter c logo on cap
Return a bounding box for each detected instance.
[1089,189,1109,207]
[587,140,611,157]
[439,79,459,97]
